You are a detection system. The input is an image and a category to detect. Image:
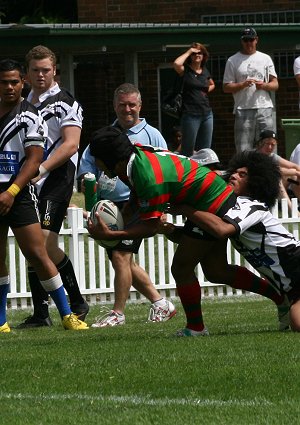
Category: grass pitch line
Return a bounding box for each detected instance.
[2,392,272,407]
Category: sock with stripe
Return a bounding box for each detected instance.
[28,266,50,319]
[0,276,10,326]
[232,267,284,305]
[177,280,205,332]
[57,255,85,306]
[40,274,71,318]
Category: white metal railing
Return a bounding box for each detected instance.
[7,198,300,309]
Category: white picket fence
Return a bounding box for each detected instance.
[7,198,300,309]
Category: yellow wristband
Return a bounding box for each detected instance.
[6,183,21,197]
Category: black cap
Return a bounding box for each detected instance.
[89,125,134,170]
[259,129,277,140]
[241,27,257,40]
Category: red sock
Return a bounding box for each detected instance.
[232,267,284,305]
[177,280,205,331]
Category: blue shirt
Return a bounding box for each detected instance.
[78,118,167,202]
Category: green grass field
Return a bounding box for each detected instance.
[1,296,300,425]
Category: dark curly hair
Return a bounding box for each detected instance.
[227,151,281,207]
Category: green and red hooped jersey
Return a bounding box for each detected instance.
[129,145,234,220]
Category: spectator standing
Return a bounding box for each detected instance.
[293,56,300,110]
[223,28,278,152]
[0,59,87,332]
[78,83,176,327]
[17,45,89,329]
[173,42,215,156]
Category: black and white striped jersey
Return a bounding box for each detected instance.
[0,100,45,184]
[224,196,300,293]
[28,84,83,201]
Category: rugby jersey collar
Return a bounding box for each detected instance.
[27,83,60,105]
[127,152,136,186]
[112,118,146,135]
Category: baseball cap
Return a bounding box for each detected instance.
[191,148,220,166]
[259,129,277,140]
[241,27,257,40]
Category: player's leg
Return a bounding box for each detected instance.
[23,199,88,327]
[171,235,212,335]
[14,223,88,330]
[198,241,289,331]
[130,258,176,322]
[0,224,10,332]
[289,299,300,331]
[91,249,131,327]
[44,228,88,319]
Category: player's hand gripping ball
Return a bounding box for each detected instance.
[90,200,124,248]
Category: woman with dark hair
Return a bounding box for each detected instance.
[173,42,215,156]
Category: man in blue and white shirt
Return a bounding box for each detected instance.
[78,83,176,327]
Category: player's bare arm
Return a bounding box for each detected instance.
[32,126,80,183]
[169,204,237,239]
[87,214,160,241]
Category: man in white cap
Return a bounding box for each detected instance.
[293,55,300,110]
[223,27,278,153]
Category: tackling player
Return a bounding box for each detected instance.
[86,126,287,336]
[169,151,300,331]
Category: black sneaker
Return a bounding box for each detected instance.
[71,300,89,321]
[16,315,53,329]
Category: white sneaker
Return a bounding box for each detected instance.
[277,295,290,331]
[176,327,209,337]
[148,299,176,322]
[91,309,125,328]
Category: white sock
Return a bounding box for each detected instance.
[153,298,167,307]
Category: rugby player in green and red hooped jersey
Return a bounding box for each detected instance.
[88,126,287,336]
[129,141,233,220]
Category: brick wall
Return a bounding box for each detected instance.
[78,0,300,23]
[74,50,300,164]
[75,0,300,163]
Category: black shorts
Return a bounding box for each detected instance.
[106,207,143,260]
[38,199,69,234]
[0,183,40,228]
[106,237,143,260]
[183,192,237,241]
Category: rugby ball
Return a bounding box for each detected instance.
[90,200,124,248]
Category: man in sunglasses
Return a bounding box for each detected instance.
[223,27,278,153]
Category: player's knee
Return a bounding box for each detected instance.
[22,246,47,266]
[289,302,300,332]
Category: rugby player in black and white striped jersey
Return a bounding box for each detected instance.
[16,45,89,329]
[0,59,87,332]
[171,151,300,332]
